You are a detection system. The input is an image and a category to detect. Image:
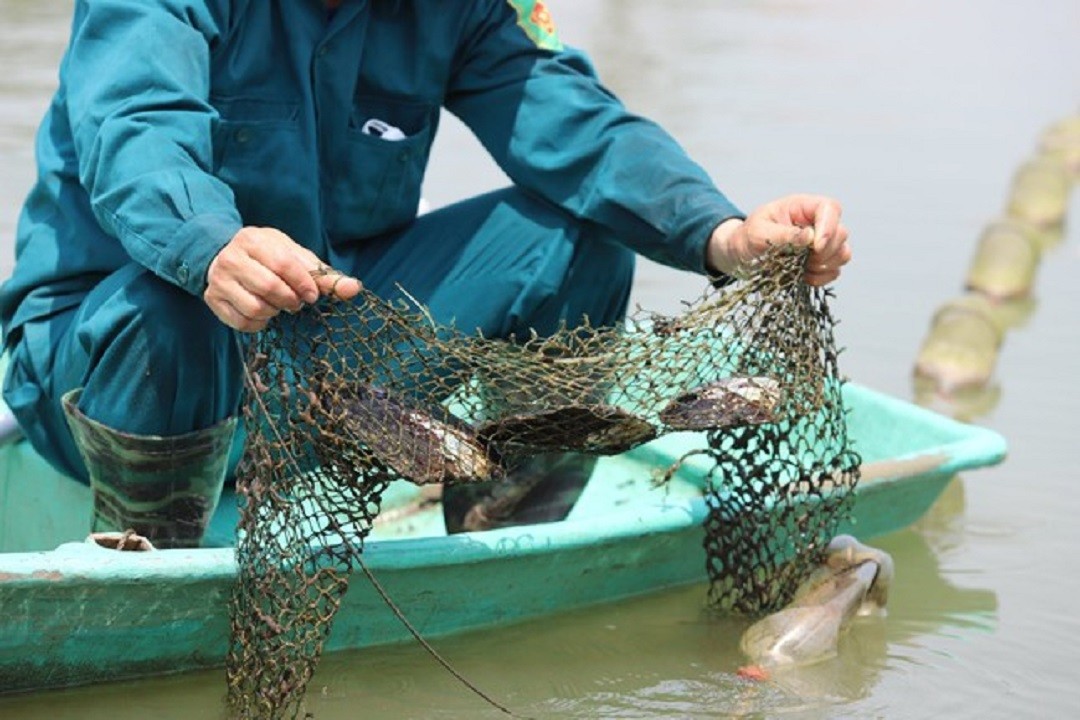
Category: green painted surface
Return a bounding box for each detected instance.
[0,382,1006,693]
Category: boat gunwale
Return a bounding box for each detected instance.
[0,383,1008,581]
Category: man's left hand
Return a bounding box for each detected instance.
[706,194,851,287]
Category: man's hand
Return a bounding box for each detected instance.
[706,194,851,287]
[203,226,362,332]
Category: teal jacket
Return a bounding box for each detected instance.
[0,0,741,339]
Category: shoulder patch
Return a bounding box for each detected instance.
[506,0,563,52]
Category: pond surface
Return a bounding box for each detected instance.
[1,0,1078,718]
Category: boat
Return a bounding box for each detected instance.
[0,381,1006,694]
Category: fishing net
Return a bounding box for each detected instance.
[224,246,860,718]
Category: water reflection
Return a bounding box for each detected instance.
[913,375,1004,424]
[301,509,997,720]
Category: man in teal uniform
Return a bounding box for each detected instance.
[0,0,850,547]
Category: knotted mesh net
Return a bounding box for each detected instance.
[224,246,860,718]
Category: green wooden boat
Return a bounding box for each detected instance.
[0,382,1006,694]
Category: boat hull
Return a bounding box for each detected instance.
[0,383,1006,694]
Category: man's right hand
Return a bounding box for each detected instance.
[203,226,362,332]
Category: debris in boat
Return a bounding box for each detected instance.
[965,220,1041,301]
[476,404,656,455]
[737,535,892,678]
[87,529,156,551]
[372,485,443,529]
[659,376,781,431]
[338,384,498,485]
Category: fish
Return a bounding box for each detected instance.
[336,384,499,485]
[476,404,657,456]
[738,535,893,677]
[659,376,781,431]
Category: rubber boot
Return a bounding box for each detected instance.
[62,389,237,549]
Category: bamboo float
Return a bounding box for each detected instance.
[1038,114,1080,181]
[964,219,1042,301]
[914,294,1004,394]
[1005,156,1071,230]
[914,111,1077,421]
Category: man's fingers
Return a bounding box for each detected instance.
[770,195,841,252]
[206,294,271,333]
[310,264,363,300]
[748,196,849,286]
[241,235,321,305]
[235,263,309,313]
[803,267,841,287]
[275,257,320,305]
[809,200,842,253]
[751,219,812,249]
[804,241,851,286]
[207,227,362,331]
[808,223,851,267]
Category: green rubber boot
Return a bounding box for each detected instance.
[62,389,237,549]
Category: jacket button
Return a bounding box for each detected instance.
[398,150,410,162]
[177,264,190,283]
[235,128,251,143]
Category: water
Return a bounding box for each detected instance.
[1,0,1078,717]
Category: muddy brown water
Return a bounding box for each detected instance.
[1,0,1078,718]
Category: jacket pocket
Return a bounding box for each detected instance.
[327,94,436,240]
[209,97,308,229]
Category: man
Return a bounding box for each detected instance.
[0,0,850,547]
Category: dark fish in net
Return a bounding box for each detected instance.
[336,384,498,485]
[659,376,781,431]
[476,404,657,455]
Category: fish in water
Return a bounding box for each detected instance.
[737,534,893,679]
[659,375,781,431]
[338,384,499,485]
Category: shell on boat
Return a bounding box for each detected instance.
[337,385,498,485]
[477,404,657,455]
[659,376,781,431]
